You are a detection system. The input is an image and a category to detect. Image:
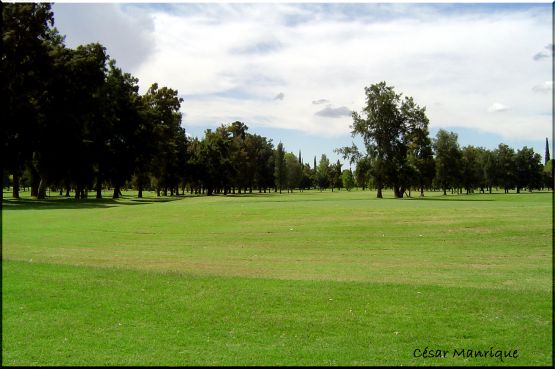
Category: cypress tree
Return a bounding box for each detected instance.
[545,137,550,164]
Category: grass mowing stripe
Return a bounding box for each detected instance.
[2,191,551,291]
[2,260,551,366]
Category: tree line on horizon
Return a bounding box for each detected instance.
[3,4,553,200]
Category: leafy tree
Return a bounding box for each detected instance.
[351,82,431,198]
[544,160,553,190]
[143,83,184,196]
[285,153,302,192]
[433,129,462,195]
[341,169,355,191]
[354,156,372,190]
[330,160,342,191]
[317,154,330,190]
[514,146,542,192]
[495,144,516,193]
[2,3,56,198]
[100,59,145,198]
[274,142,286,193]
[479,148,497,194]
[335,144,361,171]
[460,146,482,194]
[248,133,274,193]
[404,103,435,197]
[300,163,313,191]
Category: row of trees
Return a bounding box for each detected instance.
[3,4,552,200]
[3,4,183,199]
[339,82,553,197]
[3,4,347,199]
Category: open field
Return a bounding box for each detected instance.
[2,189,553,365]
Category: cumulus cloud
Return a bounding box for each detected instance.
[487,103,509,113]
[315,105,352,118]
[52,4,552,141]
[532,81,553,93]
[533,43,553,61]
[274,92,285,100]
[52,4,155,73]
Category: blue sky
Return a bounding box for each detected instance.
[52,2,553,167]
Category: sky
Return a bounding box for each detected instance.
[51,2,553,167]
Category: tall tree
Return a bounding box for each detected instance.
[460,146,482,194]
[285,153,302,192]
[350,82,431,198]
[545,137,550,164]
[354,156,372,190]
[100,59,143,199]
[495,144,516,193]
[274,142,286,193]
[330,160,342,191]
[2,3,56,198]
[433,129,462,195]
[341,169,355,191]
[514,146,542,193]
[317,154,331,190]
[143,83,184,196]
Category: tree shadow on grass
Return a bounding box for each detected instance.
[403,196,495,202]
[1,196,185,210]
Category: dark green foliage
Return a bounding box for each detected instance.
[2,3,56,198]
[274,143,286,193]
[433,129,462,195]
[495,144,516,193]
[514,147,543,193]
[317,154,331,190]
[350,82,432,198]
[341,169,355,191]
[2,4,550,199]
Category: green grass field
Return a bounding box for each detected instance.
[2,189,552,365]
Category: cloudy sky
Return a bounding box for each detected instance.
[52,2,553,165]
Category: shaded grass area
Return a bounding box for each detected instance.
[2,260,551,366]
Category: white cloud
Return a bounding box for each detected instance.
[315,105,352,118]
[532,43,553,61]
[532,81,553,93]
[487,103,509,113]
[52,4,552,141]
[52,4,155,73]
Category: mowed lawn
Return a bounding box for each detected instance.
[2,189,552,365]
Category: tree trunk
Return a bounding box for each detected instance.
[113,185,120,199]
[376,185,383,198]
[31,182,38,197]
[75,185,82,200]
[12,173,20,199]
[96,176,102,199]
[37,176,47,199]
